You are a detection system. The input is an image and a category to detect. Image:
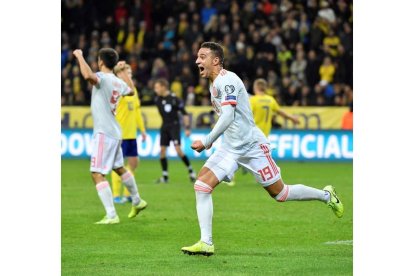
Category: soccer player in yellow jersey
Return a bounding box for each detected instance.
[111,64,147,204]
[250,78,299,137]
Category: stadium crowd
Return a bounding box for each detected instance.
[61,0,353,107]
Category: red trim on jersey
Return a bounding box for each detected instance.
[221,101,237,106]
[219,69,227,76]
[260,144,279,176]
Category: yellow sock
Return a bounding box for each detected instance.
[111,171,122,198]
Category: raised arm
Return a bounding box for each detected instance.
[73,49,98,85]
[115,61,135,95]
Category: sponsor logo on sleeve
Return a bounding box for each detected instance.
[225,95,237,101]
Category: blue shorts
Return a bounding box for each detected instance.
[121,139,138,157]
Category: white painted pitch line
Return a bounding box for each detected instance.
[323,240,353,245]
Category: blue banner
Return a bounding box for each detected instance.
[61,129,352,161]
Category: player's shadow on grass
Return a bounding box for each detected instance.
[220,251,276,257]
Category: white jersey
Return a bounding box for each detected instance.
[91,72,131,139]
[209,69,268,154]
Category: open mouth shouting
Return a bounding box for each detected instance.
[198,65,205,76]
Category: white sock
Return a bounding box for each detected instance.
[194,180,213,245]
[121,171,141,205]
[275,184,329,202]
[96,181,117,218]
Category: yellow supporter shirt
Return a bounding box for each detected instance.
[249,94,280,137]
[319,64,335,83]
[323,35,340,57]
[115,88,146,139]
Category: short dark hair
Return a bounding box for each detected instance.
[154,78,169,88]
[200,42,224,67]
[98,48,119,70]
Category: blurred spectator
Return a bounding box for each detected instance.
[62,79,73,106]
[201,0,217,26]
[151,58,169,80]
[170,77,183,99]
[277,44,293,76]
[299,85,315,106]
[319,56,335,84]
[305,50,321,88]
[114,0,128,25]
[194,78,209,106]
[283,85,300,106]
[323,30,341,57]
[290,50,307,83]
[180,65,196,102]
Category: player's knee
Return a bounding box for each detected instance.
[264,180,287,201]
[91,172,105,184]
[275,184,289,202]
[194,180,214,194]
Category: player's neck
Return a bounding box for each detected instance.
[100,66,113,74]
[209,66,223,83]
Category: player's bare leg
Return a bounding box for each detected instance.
[181,167,219,256]
[175,145,196,182]
[91,172,119,224]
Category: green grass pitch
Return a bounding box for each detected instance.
[62,159,353,275]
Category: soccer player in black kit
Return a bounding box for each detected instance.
[153,78,196,183]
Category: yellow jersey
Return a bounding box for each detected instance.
[319,64,335,83]
[115,87,146,139]
[249,94,280,137]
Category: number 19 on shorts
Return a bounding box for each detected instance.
[258,166,273,181]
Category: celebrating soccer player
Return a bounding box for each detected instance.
[181,42,343,256]
[73,48,147,224]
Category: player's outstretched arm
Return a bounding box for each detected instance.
[115,61,135,96]
[277,110,300,125]
[73,49,98,85]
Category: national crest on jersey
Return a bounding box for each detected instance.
[206,69,268,154]
[209,69,239,115]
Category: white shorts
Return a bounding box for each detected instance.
[204,143,281,187]
[90,133,124,175]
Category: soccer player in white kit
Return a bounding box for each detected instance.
[73,48,147,224]
[181,42,344,256]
